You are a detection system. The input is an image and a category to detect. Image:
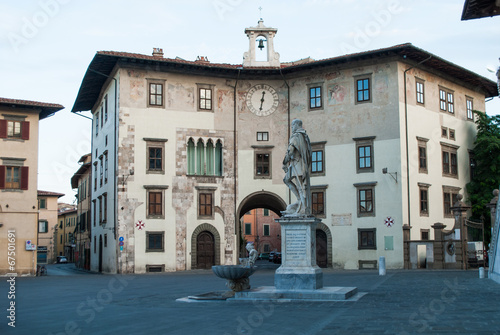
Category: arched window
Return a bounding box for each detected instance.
[206,140,214,176]
[187,138,195,175]
[215,140,223,176]
[196,139,205,175]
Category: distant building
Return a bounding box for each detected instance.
[71,154,92,270]
[57,208,77,262]
[242,209,281,254]
[0,98,63,275]
[72,21,498,273]
[37,190,64,264]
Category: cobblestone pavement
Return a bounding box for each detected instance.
[1,265,500,335]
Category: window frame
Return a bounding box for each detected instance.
[197,83,214,112]
[421,229,430,241]
[145,187,166,220]
[358,228,376,250]
[354,182,376,218]
[441,142,459,178]
[443,186,460,218]
[196,187,215,220]
[418,183,430,217]
[263,224,270,236]
[254,151,272,179]
[145,138,167,175]
[417,137,428,174]
[39,198,47,209]
[147,79,165,108]
[466,97,474,121]
[354,74,372,104]
[245,223,252,235]
[354,136,375,174]
[257,131,269,142]
[416,79,425,105]
[311,141,326,176]
[1,165,28,190]
[38,220,48,233]
[307,82,324,111]
[439,87,454,114]
[146,231,165,252]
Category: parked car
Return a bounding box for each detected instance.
[258,252,270,260]
[268,252,276,262]
[273,252,282,264]
[57,256,68,264]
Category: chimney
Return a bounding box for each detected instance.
[195,56,210,63]
[152,48,164,58]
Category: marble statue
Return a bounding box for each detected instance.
[240,242,258,267]
[282,119,312,216]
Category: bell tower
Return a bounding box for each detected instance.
[243,19,280,68]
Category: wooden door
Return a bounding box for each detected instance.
[316,229,328,268]
[197,231,215,269]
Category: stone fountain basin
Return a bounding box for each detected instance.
[212,265,257,280]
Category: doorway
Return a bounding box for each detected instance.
[197,231,215,269]
[316,229,328,268]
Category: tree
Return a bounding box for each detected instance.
[466,110,500,244]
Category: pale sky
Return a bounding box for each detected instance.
[0,0,498,204]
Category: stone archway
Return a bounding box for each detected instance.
[316,222,333,268]
[191,223,221,269]
[237,191,286,220]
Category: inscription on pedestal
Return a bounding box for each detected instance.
[285,229,307,261]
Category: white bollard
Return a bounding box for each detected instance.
[479,267,485,279]
[379,256,386,276]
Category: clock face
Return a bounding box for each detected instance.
[246,84,279,116]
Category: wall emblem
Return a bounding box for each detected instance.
[384,217,394,227]
[136,220,145,230]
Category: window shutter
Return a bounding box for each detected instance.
[0,166,5,189]
[21,121,30,140]
[20,166,29,190]
[0,120,7,138]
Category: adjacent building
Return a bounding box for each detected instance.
[242,209,281,255]
[57,207,77,262]
[71,153,92,270]
[0,98,63,275]
[71,21,498,273]
[37,190,64,264]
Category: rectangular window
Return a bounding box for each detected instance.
[312,150,323,173]
[309,86,322,109]
[420,188,429,216]
[442,144,458,178]
[148,191,163,217]
[416,80,424,105]
[359,189,373,214]
[104,95,108,122]
[7,120,21,138]
[443,187,460,218]
[1,166,28,190]
[94,236,96,253]
[38,221,48,233]
[421,229,429,241]
[104,234,108,247]
[358,228,376,250]
[312,191,325,216]
[149,83,163,106]
[98,196,102,224]
[146,232,164,252]
[466,98,474,120]
[99,157,103,186]
[469,152,476,181]
[94,164,97,191]
[417,137,428,174]
[439,88,454,114]
[39,198,47,209]
[442,127,448,138]
[257,132,269,141]
[92,200,96,227]
[449,129,455,141]
[0,120,29,140]
[255,153,270,177]
[355,137,375,173]
[263,225,270,236]
[95,112,99,136]
[199,193,213,217]
[149,147,162,171]
[356,78,371,103]
[199,88,212,110]
[263,208,269,216]
[245,223,251,235]
[103,153,108,184]
[103,193,107,223]
[100,105,103,128]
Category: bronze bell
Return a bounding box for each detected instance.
[258,39,265,50]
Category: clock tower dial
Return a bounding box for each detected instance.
[246,84,279,116]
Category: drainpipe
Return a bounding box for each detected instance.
[280,69,291,205]
[403,55,432,238]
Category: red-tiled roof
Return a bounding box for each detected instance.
[38,190,65,197]
[0,98,64,120]
[71,43,498,113]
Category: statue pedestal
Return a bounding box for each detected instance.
[275,216,323,290]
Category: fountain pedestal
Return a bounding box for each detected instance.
[275,216,323,290]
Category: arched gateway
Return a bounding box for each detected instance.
[237,191,287,220]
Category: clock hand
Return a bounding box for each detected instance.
[259,91,266,110]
